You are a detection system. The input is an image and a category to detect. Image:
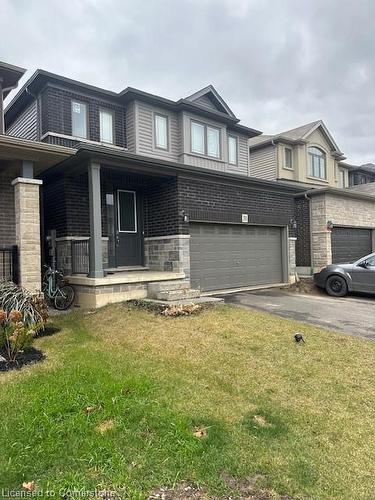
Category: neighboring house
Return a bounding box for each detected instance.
[344,162,375,186]
[248,120,351,189]
[249,121,375,274]
[0,62,74,292]
[4,67,302,307]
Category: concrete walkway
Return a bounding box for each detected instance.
[220,288,375,340]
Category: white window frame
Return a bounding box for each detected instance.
[99,108,114,144]
[284,147,293,169]
[308,146,326,180]
[71,100,88,139]
[228,135,238,165]
[190,120,221,159]
[154,113,169,150]
[117,190,137,234]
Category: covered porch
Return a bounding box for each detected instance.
[42,150,192,307]
[0,135,74,291]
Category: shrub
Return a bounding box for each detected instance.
[0,281,48,325]
[0,310,37,363]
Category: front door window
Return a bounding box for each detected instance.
[116,190,143,267]
[118,190,137,233]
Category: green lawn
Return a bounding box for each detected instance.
[1,303,375,499]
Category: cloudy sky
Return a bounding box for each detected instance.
[2,0,375,164]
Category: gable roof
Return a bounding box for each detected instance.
[0,61,26,98]
[5,69,261,138]
[249,120,344,157]
[184,85,236,118]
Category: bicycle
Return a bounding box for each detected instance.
[42,266,75,310]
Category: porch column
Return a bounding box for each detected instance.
[88,161,104,278]
[11,160,43,292]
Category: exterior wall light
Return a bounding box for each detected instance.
[327,220,334,232]
[289,218,297,230]
[180,210,190,223]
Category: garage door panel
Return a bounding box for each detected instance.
[331,227,372,264]
[190,223,283,291]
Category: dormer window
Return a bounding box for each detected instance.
[71,101,88,139]
[191,120,220,158]
[308,146,326,179]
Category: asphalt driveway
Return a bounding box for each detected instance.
[220,288,375,340]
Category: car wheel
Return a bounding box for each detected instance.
[326,275,348,297]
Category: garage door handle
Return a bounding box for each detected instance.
[235,260,240,265]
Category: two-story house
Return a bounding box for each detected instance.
[248,120,351,188]
[249,121,375,275]
[4,68,302,306]
[345,162,375,186]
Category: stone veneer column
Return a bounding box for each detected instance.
[311,194,331,270]
[11,177,43,292]
[144,235,191,279]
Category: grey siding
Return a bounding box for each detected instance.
[192,94,219,112]
[249,145,277,180]
[125,101,136,153]
[136,101,181,161]
[6,100,38,141]
[227,134,249,175]
[182,154,226,172]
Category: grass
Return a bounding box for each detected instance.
[0,303,375,499]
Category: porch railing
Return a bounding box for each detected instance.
[0,246,18,283]
[71,240,89,275]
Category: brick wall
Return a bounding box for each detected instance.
[43,168,181,240]
[295,196,311,266]
[0,164,17,246]
[177,176,296,230]
[40,86,126,147]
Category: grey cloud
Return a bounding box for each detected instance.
[2,0,375,163]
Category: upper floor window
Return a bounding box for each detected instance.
[228,135,237,165]
[284,147,293,169]
[338,169,347,188]
[308,146,326,179]
[154,114,168,149]
[100,109,114,144]
[191,121,220,158]
[72,101,88,139]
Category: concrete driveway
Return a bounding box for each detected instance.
[220,288,375,340]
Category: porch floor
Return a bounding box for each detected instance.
[66,270,186,287]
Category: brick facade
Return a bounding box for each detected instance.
[0,164,17,246]
[177,176,296,230]
[295,196,311,267]
[40,86,126,147]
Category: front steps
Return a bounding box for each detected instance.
[147,279,220,305]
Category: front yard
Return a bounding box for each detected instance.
[1,303,374,498]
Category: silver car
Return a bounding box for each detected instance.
[314,253,375,297]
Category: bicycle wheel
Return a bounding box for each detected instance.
[54,285,75,310]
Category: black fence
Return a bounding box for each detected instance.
[0,246,18,283]
[71,240,89,275]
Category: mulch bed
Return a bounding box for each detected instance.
[283,277,324,296]
[0,347,45,372]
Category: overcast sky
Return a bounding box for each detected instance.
[2,0,375,164]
